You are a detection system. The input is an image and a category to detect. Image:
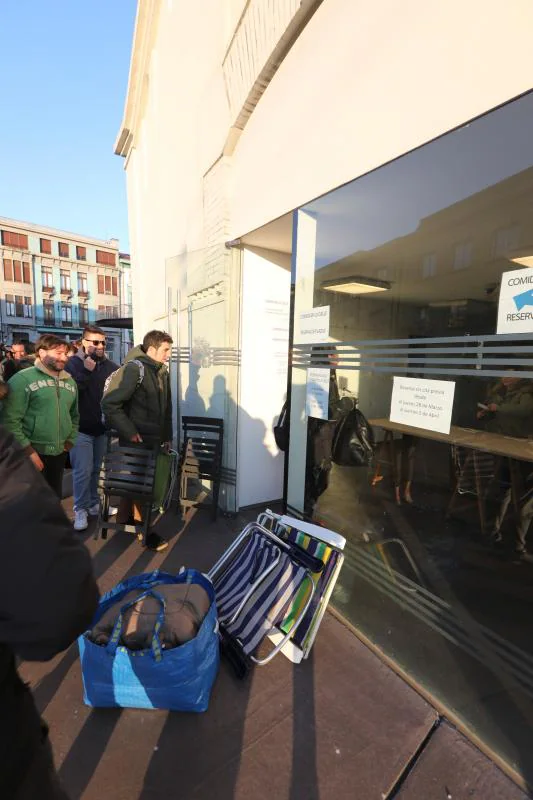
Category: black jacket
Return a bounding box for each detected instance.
[1,355,35,383]
[0,426,99,797]
[65,352,118,437]
[101,345,172,445]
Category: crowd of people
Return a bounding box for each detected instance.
[0,326,173,551]
[0,326,174,798]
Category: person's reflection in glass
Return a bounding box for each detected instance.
[478,370,533,560]
[304,345,341,518]
[477,371,533,437]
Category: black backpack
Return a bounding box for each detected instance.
[273,402,289,451]
[332,402,375,467]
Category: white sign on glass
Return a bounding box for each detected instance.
[306,368,330,420]
[497,267,533,334]
[390,377,456,434]
[297,306,330,344]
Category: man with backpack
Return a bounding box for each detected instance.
[65,325,119,531]
[101,330,173,552]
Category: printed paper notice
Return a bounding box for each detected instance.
[297,306,330,344]
[497,267,533,334]
[390,377,455,434]
[306,368,330,420]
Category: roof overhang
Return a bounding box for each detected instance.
[114,0,162,159]
[95,316,133,330]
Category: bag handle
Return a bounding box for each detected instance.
[106,588,166,661]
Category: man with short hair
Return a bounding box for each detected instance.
[65,325,119,531]
[102,330,173,551]
[1,334,79,497]
[2,339,36,382]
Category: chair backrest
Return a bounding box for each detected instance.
[213,528,309,657]
[99,445,157,499]
[181,416,223,480]
[214,531,281,624]
[452,445,496,496]
[259,511,345,657]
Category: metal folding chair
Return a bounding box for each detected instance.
[178,416,224,521]
[208,513,345,671]
[208,522,317,670]
[257,511,346,663]
[95,437,159,546]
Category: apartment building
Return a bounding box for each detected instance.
[0,217,132,362]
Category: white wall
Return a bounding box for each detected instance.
[237,248,290,507]
[125,0,533,333]
[125,0,230,337]
[230,0,533,239]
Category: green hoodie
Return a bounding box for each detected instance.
[1,360,79,455]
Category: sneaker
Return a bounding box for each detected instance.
[145,532,169,552]
[74,509,88,531]
[88,503,118,517]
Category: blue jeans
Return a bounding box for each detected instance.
[70,432,107,512]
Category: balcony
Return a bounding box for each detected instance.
[35,315,58,328]
[78,289,90,298]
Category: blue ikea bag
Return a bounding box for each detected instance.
[78,568,219,712]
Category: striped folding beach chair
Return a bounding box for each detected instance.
[209,524,317,670]
[256,511,345,663]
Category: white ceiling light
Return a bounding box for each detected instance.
[321,276,391,295]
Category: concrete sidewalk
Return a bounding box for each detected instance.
[20,499,530,799]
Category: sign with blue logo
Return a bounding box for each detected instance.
[497,267,533,334]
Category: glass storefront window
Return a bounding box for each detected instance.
[165,246,242,512]
[288,92,533,780]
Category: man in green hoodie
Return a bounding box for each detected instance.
[1,334,79,498]
[101,329,172,551]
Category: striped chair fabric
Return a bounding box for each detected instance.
[213,529,308,656]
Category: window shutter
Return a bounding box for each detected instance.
[22,262,30,283]
[13,261,22,282]
[97,275,105,294]
[1,231,28,248]
[3,259,13,281]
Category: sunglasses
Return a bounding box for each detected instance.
[85,339,106,346]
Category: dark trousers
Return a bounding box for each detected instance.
[2,669,69,800]
[40,453,67,499]
[14,731,69,800]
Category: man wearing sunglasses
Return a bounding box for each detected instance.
[65,325,119,531]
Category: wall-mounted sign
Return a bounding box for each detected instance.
[497,267,533,334]
[306,368,330,420]
[390,377,456,434]
[297,306,330,344]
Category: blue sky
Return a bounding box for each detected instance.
[0,0,137,251]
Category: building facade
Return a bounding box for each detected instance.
[116,0,533,787]
[0,217,131,363]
